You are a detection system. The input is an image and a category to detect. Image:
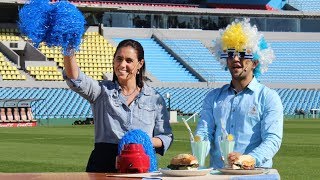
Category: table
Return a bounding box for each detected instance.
[0,172,115,180]
[0,169,280,180]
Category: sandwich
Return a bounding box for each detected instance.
[232,155,255,170]
[167,154,199,170]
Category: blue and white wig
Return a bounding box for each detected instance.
[214,18,275,77]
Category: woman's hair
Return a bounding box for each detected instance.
[112,39,145,88]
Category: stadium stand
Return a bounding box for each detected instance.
[263,45,314,82]
[0,28,20,41]
[1,0,320,125]
[67,0,200,8]
[258,41,320,84]
[162,39,230,82]
[38,31,115,81]
[26,65,63,81]
[113,37,200,82]
[1,27,320,119]
[1,86,320,118]
[286,0,320,12]
[0,52,26,80]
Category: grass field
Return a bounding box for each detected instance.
[1,119,320,180]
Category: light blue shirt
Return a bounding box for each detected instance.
[196,77,283,168]
[63,70,173,155]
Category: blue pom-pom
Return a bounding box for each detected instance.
[47,0,86,54]
[18,0,85,54]
[118,129,158,172]
[18,0,52,47]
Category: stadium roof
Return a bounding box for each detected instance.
[0,98,43,107]
[103,6,320,18]
[68,2,320,19]
[1,0,320,18]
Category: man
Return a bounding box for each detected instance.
[195,19,283,169]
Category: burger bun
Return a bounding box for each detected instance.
[232,155,255,170]
[167,154,199,170]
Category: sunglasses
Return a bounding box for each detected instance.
[220,49,253,60]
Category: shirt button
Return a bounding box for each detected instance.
[231,125,234,128]
[232,109,235,112]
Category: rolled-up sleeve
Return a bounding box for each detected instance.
[196,91,216,142]
[153,96,173,155]
[63,69,101,103]
[249,89,284,167]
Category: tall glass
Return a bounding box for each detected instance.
[191,139,210,168]
[219,136,235,168]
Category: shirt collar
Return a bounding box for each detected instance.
[115,81,152,96]
[226,77,259,93]
[114,81,120,90]
[141,84,153,96]
[247,77,260,92]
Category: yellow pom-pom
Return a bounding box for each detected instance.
[221,22,247,51]
[194,135,201,142]
[227,134,234,141]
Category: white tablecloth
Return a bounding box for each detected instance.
[108,169,280,180]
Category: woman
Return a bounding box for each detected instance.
[63,39,173,172]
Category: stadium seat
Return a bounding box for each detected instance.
[27,107,36,122]
[113,38,199,82]
[13,107,21,121]
[7,74,12,80]
[20,108,29,122]
[6,108,15,122]
[0,108,7,122]
[2,74,7,80]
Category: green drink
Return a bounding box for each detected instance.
[191,139,210,168]
[219,134,235,168]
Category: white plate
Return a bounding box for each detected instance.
[159,168,212,177]
[218,168,267,175]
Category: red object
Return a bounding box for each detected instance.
[0,122,37,128]
[116,143,150,173]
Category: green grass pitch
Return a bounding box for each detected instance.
[0,119,319,180]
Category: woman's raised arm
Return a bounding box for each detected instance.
[63,53,79,79]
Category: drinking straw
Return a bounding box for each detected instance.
[182,118,195,142]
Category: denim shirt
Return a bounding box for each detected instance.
[196,77,283,168]
[63,70,173,155]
